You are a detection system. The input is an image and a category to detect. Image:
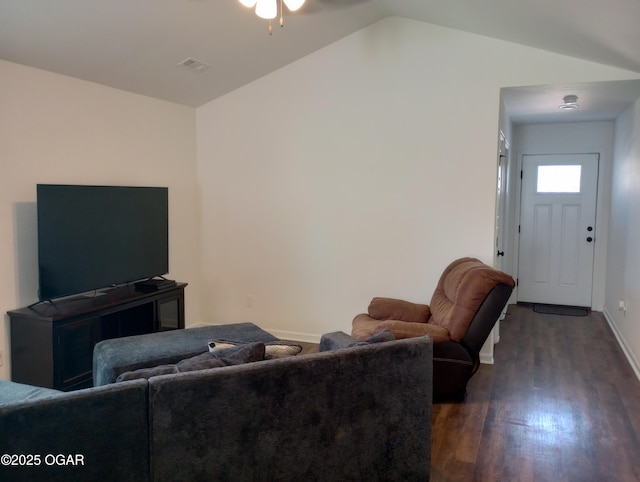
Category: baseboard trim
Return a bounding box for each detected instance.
[479,354,495,365]
[264,328,322,344]
[602,307,640,382]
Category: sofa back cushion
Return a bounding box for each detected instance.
[115,342,267,382]
[429,257,515,342]
[148,336,433,481]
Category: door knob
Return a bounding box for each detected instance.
[497,250,505,257]
[587,236,593,243]
[587,226,593,232]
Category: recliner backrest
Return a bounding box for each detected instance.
[429,258,515,342]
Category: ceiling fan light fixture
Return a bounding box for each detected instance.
[255,0,277,19]
[283,0,305,11]
[559,94,579,110]
[239,0,305,33]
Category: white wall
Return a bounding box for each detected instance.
[4,16,639,382]
[196,17,638,342]
[511,121,616,310]
[0,60,200,380]
[605,98,640,377]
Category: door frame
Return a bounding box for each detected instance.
[510,151,608,310]
[494,131,509,274]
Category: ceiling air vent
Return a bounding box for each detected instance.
[177,57,211,73]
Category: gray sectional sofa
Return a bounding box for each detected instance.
[1,323,433,481]
[0,378,150,481]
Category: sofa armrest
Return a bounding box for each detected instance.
[319,331,355,352]
[0,380,61,406]
[320,330,397,352]
[0,380,150,481]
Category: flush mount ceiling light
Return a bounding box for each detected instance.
[239,0,306,34]
[559,94,579,110]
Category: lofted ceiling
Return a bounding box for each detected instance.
[2,0,640,122]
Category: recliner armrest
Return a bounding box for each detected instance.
[375,320,450,343]
[368,297,431,322]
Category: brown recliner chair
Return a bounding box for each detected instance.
[352,257,515,400]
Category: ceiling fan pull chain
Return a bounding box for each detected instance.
[280,0,284,27]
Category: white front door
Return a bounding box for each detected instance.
[518,154,599,307]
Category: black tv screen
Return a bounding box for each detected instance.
[37,184,169,301]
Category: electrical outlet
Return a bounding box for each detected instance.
[619,300,627,316]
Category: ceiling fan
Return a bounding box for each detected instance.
[238,0,371,33]
[238,0,303,32]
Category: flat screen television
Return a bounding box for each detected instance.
[36,184,169,301]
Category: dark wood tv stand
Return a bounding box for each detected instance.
[7,282,187,391]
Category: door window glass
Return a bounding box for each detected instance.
[537,165,581,193]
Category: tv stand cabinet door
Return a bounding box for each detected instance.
[157,294,185,330]
[55,317,100,390]
[9,315,56,388]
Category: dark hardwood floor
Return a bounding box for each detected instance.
[431,303,640,482]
